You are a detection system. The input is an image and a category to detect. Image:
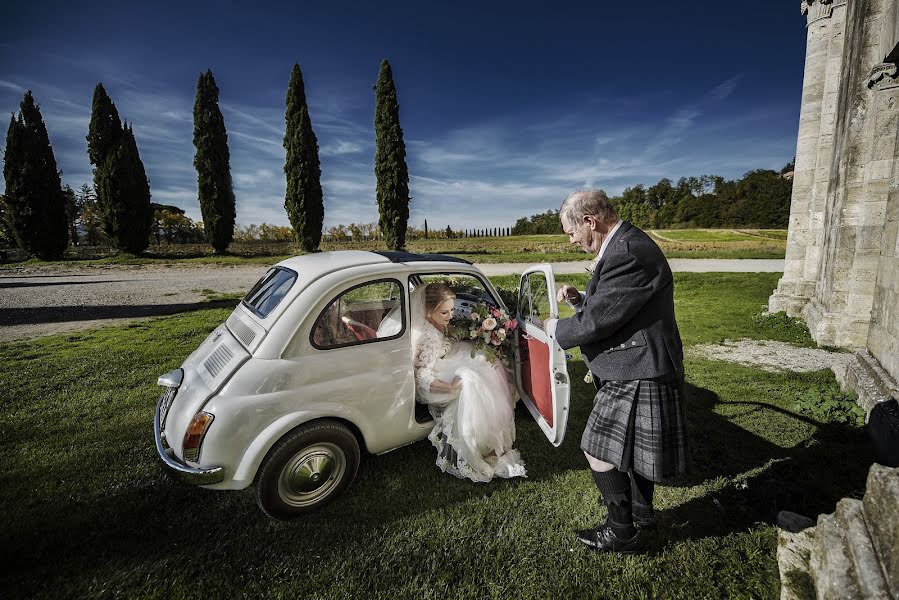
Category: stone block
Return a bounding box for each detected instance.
[847,293,875,319]
[787,242,809,260]
[872,125,898,163]
[881,221,898,255]
[862,464,899,598]
[887,195,899,222]
[810,210,826,230]
[809,512,860,599]
[835,498,892,599]
[778,527,816,600]
[856,225,884,249]
[868,159,896,182]
[862,201,889,226]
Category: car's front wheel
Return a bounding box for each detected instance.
[255,420,360,519]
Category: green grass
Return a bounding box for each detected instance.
[1,230,787,267]
[0,274,872,599]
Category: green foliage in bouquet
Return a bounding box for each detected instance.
[448,303,518,366]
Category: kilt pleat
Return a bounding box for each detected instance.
[580,377,688,482]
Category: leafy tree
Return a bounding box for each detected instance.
[95,124,152,253]
[75,184,104,246]
[374,59,410,251]
[2,91,68,259]
[193,70,236,253]
[511,210,562,235]
[0,194,15,248]
[283,63,324,252]
[62,185,77,245]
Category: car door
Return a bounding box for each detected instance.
[515,264,571,447]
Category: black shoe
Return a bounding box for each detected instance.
[576,524,642,554]
[634,516,658,532]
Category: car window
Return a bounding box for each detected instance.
[311,279,405,349]
[243,267,297,318]
[520,271,552,330]
[413,273,500,318]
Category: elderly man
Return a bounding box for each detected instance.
[551,189,688,553]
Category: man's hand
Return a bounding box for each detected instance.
[557,285,582,306]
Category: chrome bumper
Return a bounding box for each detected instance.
[154,375,224,486]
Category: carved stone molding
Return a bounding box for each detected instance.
[801,0,845,24]
[868,62,899,91]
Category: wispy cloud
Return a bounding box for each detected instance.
[0,61,790,230]
[0,80,25,93]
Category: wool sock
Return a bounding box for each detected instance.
[591,468,636,539]
[630,471,655,523]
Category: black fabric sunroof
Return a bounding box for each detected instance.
[374,251,472,265]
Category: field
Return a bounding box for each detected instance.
[2,229,788,266]
[0,272,872,599]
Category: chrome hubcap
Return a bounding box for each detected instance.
[278,443,346,507]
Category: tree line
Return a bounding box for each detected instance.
[511,167,794,235]
[1,60,411,259]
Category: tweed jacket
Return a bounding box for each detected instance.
[555,221,684,381]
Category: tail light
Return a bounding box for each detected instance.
[182,412,214,462]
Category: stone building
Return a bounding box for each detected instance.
[769,0,899,411]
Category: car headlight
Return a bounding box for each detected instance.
[182,412,214,462]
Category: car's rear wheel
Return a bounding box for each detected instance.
[255,420,360,519]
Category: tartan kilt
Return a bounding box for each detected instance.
[580,376,688,482]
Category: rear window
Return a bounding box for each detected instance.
[243,267,297,318]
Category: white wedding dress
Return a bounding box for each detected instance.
[413,319,527,482]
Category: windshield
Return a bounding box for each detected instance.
[243,267,297,318]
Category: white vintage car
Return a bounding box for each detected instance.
[154,251,571,518]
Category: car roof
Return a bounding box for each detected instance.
[273,250,474,280]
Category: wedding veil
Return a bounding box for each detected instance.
[409,283,428,359]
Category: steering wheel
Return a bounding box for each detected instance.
[454,292,480,317]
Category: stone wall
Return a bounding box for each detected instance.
[770,0,899,408]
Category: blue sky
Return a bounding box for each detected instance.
[1,1,806,230]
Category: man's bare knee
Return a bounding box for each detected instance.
[583,451,615,472]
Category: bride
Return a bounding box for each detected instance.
[411,282,526,482]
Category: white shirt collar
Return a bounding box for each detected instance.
[596,220,623,262]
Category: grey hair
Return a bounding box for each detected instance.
[559,189,618,226]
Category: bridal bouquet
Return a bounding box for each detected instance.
[449,303,518,365]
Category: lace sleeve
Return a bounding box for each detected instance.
[414,326,442,394]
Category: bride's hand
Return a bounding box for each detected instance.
[451,376,463,390]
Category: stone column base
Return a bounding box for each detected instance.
[803,297,870,348]
[768,279,816,317]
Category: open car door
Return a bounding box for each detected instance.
[515,264,571,447]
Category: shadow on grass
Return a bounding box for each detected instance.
[0,364,876,597]
[644,382,875,551]
[0,300,240,326]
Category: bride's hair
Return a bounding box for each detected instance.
[424,283,455,318]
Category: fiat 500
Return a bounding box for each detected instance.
[154,251,571,518]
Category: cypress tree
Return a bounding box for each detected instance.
[2,91,68,259]
[283,63,324,252]
[193,69,236,253]
[96,124,152,254]
[374,59,410,251]
[86,83,122,171]
[424,219,429,239]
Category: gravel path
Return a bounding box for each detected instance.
[0,258,784,342]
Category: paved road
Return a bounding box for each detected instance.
[476,258,784,276]
[0,259,783,342]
